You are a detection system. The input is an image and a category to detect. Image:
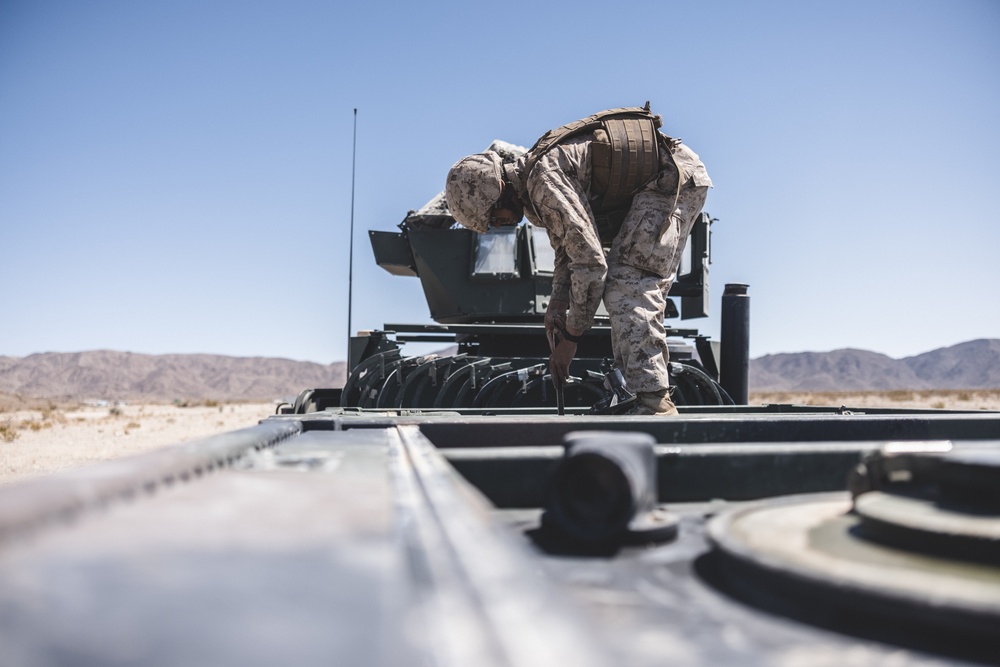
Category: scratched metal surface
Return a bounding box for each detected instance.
[0,412,997,666]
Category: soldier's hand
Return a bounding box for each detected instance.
[550,338,577,386]
[544,299,569,337]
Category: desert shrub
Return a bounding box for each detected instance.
[39,407,66,423]
[17,418,52,432]
[0,421,17,443]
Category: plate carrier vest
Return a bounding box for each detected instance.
[519,103,680,243]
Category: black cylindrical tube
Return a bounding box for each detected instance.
[720,283,750,404]
[544,431,657,544]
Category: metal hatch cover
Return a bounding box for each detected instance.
[707,492,1000,656]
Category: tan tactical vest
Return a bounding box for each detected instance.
[522,103,679,243]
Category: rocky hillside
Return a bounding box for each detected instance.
[0,351,346,402]
[1,339,997,401]
[750,339,1000,392]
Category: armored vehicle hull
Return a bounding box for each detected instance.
[1,406,998,665]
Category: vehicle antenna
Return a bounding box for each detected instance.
[347,108,357,364]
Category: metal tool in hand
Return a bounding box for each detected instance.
[546,327,566,416]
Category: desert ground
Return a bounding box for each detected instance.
[748,389,1000,412]
[2,390,998,487]
[0,401,278,486]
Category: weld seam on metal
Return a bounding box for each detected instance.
[387,423,500,666]
[392,424,608,667]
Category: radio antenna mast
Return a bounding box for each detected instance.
[347,108,358,364]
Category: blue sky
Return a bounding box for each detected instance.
[1,0,997,364]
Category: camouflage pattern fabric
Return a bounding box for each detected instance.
[604,184,709,392]
[505,128,711,393]
[608,145,711,278]
[518,137,606,332]
[444,152,504,233]
[604,144,710,391]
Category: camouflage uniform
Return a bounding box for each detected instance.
[504,133,711,399]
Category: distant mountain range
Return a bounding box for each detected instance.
[0,351,346,402]
[750,339,1000,392]
[0,339,997,401]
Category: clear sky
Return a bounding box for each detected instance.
[2,0,997,364]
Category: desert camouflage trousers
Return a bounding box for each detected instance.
[603,184,709,394]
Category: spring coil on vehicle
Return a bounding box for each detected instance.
[340,349,403,408]
[669,361,734,406]
[341,351,733,410]
[472,364,606,409]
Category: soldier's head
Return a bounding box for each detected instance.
[445,152,523,233]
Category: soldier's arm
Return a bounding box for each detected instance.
[528,150,607,333]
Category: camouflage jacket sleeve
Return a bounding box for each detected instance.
[525,138,606,332]
[670,142,713,189]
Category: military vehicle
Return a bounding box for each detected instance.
[294,175,746,415]
[0,181,998,666]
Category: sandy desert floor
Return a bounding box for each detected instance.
[0,402,278,486]
[2,391,998,487]
[748,388,1000,412]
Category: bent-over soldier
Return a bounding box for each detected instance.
[445,104,712,415]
